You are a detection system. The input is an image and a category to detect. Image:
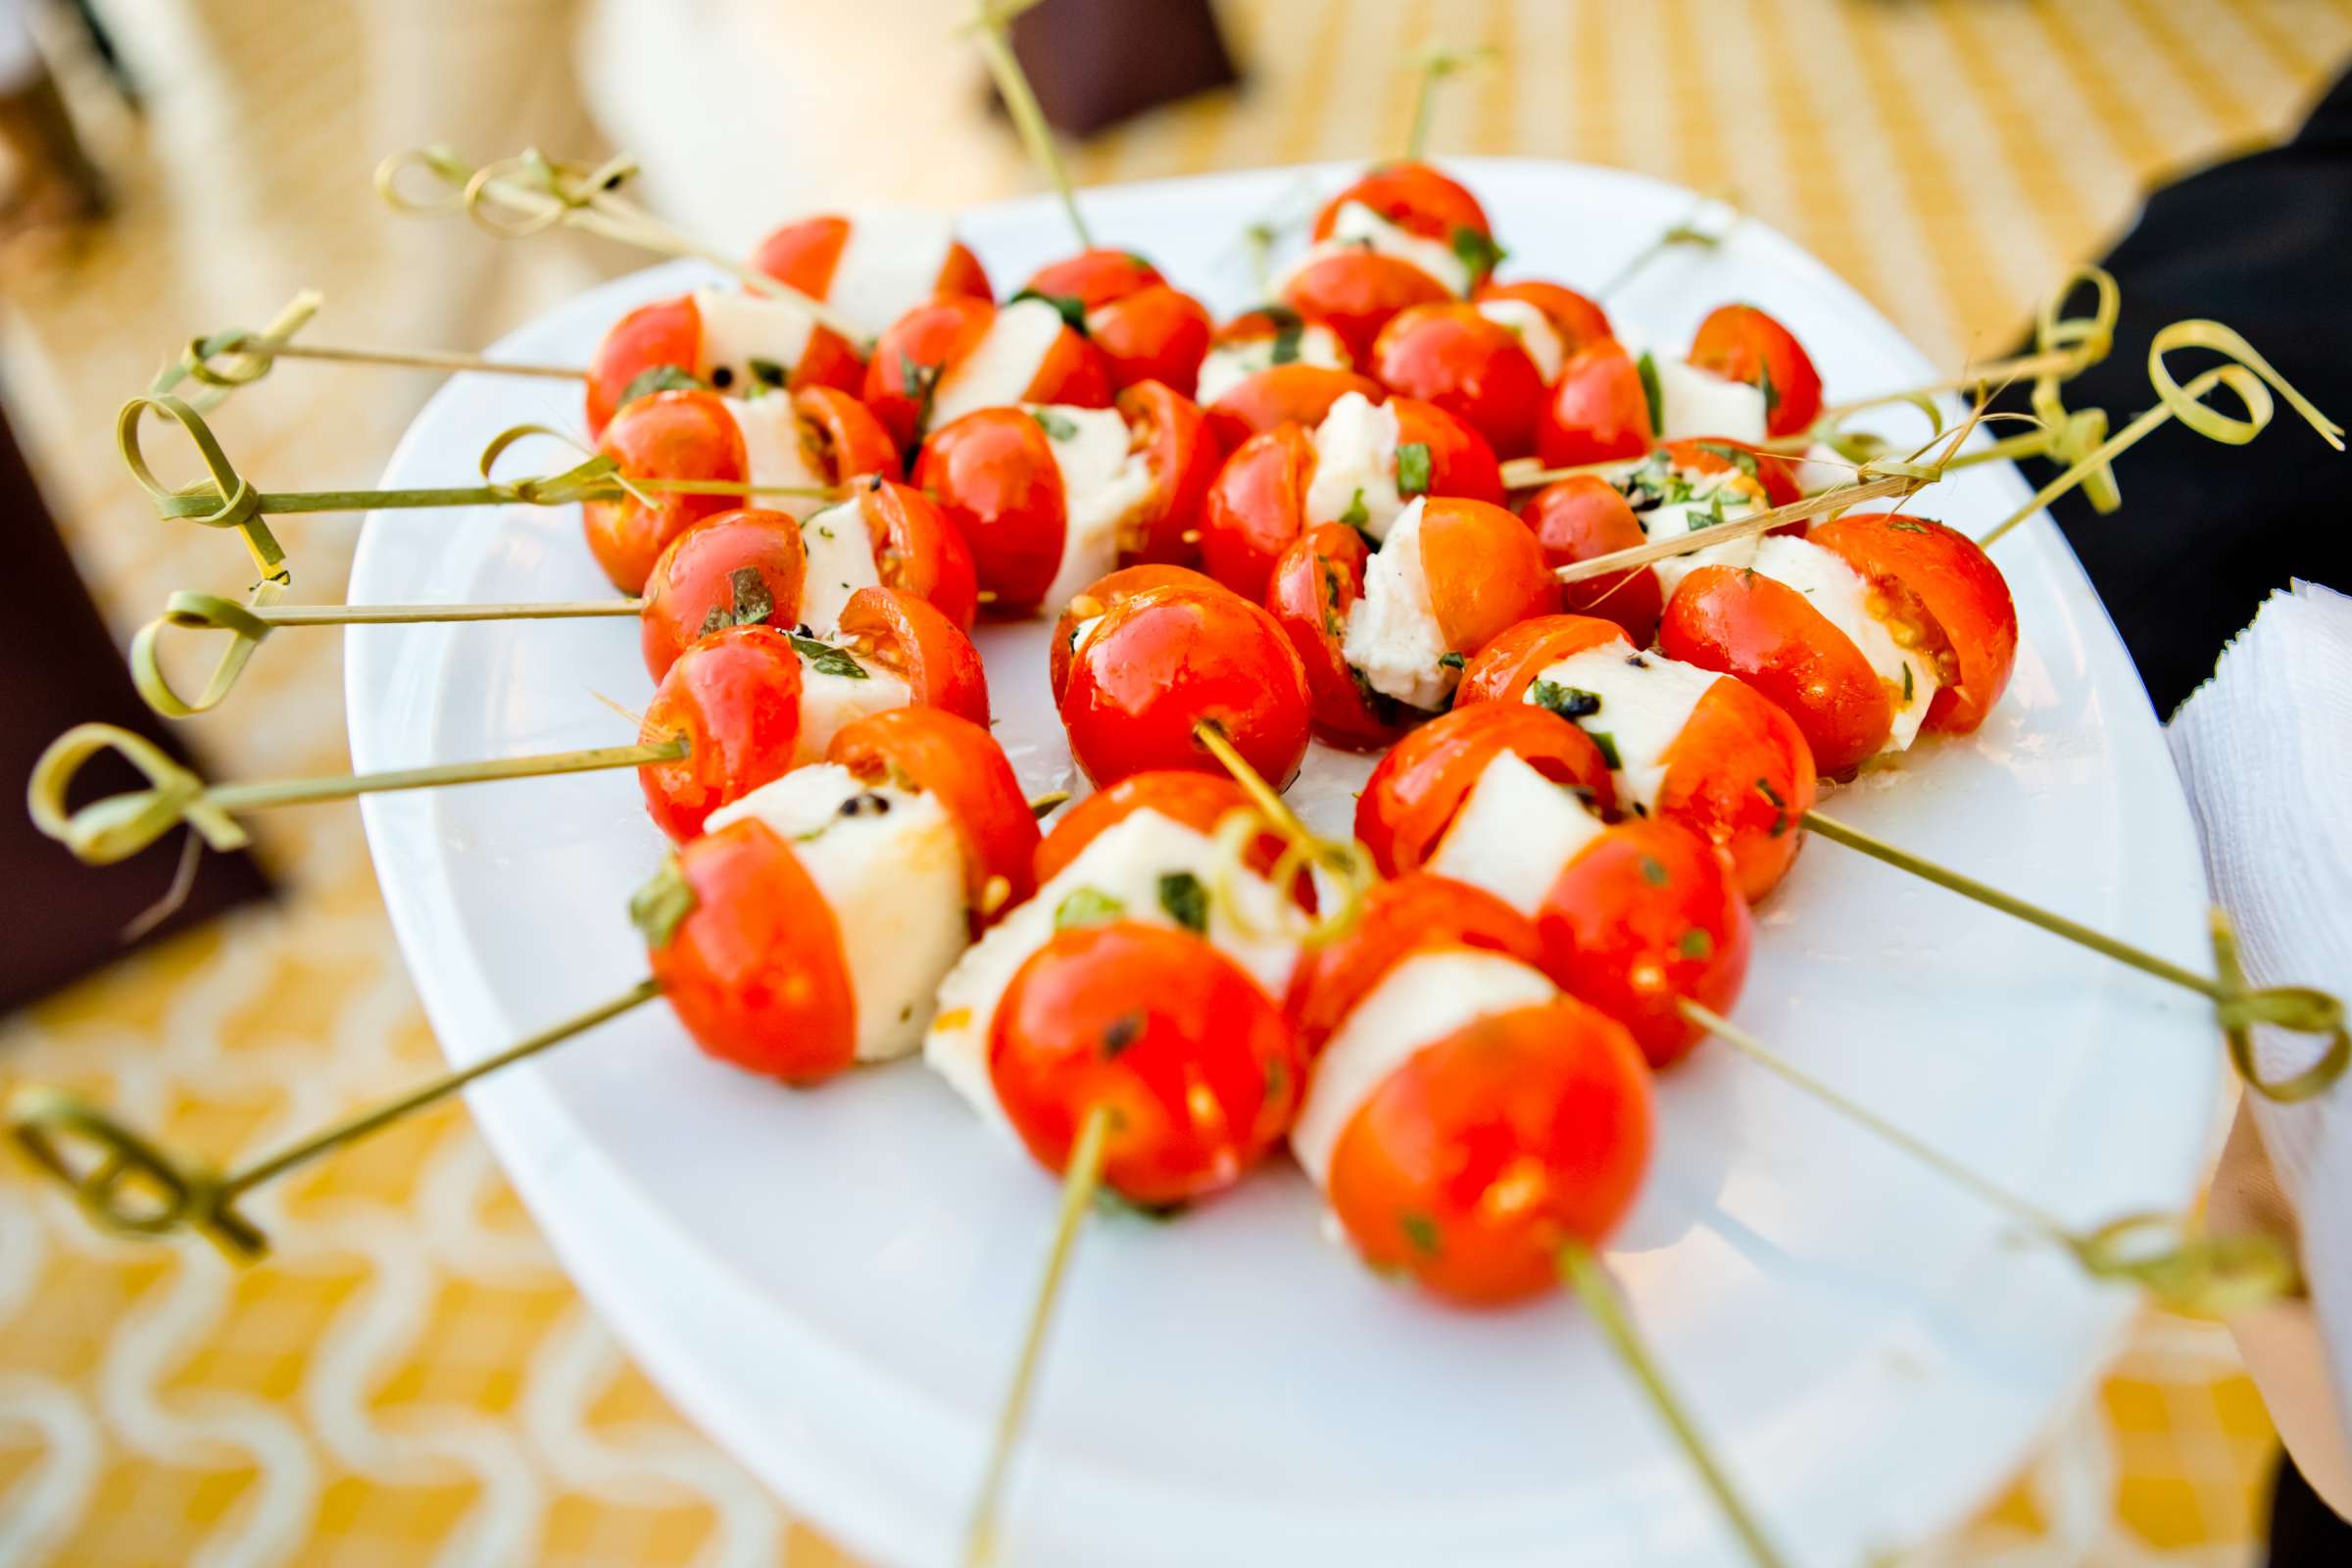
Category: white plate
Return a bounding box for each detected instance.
[346,160,2219,1567]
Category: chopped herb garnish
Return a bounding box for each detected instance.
[1101,1010,1145,1056]
[791,634,869,680]
[1095,1190,1185,1222]
[1263,1055,1288,1106]
[1122,251,1156,270]
[1054,886,1126,929]
[729,565,774,627]
[1156,870,1209,934]
[1009,287,1091,335]
[1886,518,1929,533]
[1901,662,1915,702]
[1678,928,1714,959]
[1588,729,1623,769]
[617,363,703,408]
[899,352,942,441]
[1399,1210,1443,1257]
[1029,407,1080,441]
[1447,225,1504,282]
[1339,488,1370,527]
[1753,777,1784,808]
[1757,360,1781,417]
[1348,664,1402,725]
[627,858,698,949]
[1640,855,1670,887]
[1530,679,1603,721]
[1395,441,1433,496]
[1695,440,1760,477]
[746,356,789,391]
[1438,651,1466,670]
[1636,351,1666,436]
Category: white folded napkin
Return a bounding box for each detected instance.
[2168,579,2352,1428]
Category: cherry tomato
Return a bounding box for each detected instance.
[1810,513,2018,734]
[751,214,993,319]
[1282,252,1453,366]
[1325,997,1652,1306]
[1049,564,1228,704]
[1262,523,1410,752]
[647,818,858,1083]
[1285,872,1547,1054]
[1203,364,1386,454]
[1035,772,1295,891]
[1654,672,1818,904]
[1454,613,1631,708]
[862,294,1111,452]
[1370,302,1546,457]
[1058,579,1313,790]
[638,508,808,680]
[1472,279,1611,359]
[1517,476,1666,645]
[1659,564,1891,776]
[1537,339,1654,468]
[1662,436,1800,510]
[586,295,863,440]
[1690,304,1823,439]
[911,406,1066,615]
[1534,817,1752,1068]
[1116,379,1220,565]
[1353,704,1617,877]
[1417,496,1560,654]
[638,624,806,841]
[1312,162,1494,251]
[826,707,1040,924]
[1395,395,1507,505]
[794,385,905,486]
[989,921,1302,1206]
[835,586,990,727]
[1200,422,1314,601]
[584,389,750,595]
[831,477,979,630]
[1024,250,1214,396]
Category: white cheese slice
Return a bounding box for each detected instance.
[1475,297,1567,382]
[1303,391,1408,542]
[1340,497,1454,712]
[1195,319,1349,405]
[1426,748,1606,916]
[795,498,881,637]
[1748,535,1938,753]
[1652,355,1768,444]
[1641,467,1769,598]
[693,289,819,397]
[1033,404,1155,612]
[1291,949,1557,1189]
[704,763,968,1061]
[1793,442,1851,497]
[723,396,830,520]
[930,297,1066,428]
[1528,643,1723,813]
[794,650,912,763]
[826,208,957,341]
[1275,200,1473,297]
[924,808,1299,1134]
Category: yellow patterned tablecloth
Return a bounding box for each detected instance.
[3,1,2347,1562]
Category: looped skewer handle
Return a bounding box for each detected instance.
[7,1088,266,1259]
[1190,720,1375,947]
[2065,1210,2299,1319]
[2210,910,2351,1104]
[117,394,286,588]
[130,587,285,718]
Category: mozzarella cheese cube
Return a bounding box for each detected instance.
[1475,297,1567,382]
[794,649,912,763]
[1340,497,1456,713]
[931,297,1066,428]
[693,289,819,398]
[1278,201,1473,297]
[1749,535,1938,753]
[1652,355,1768,444]
[1304,391,1408,542]
[796,498,881,637]
[723,395,830,519]
[1291,950,1557,1189]
[1526,643,1723,813]
[924,808,1299,1133]
[705,762,968,1061]
[1641,466,1769,598]
[827,208,957,341]
[1195,319,1348,405]
[1426,748,1606,916]
[1034,404,1157,612]
[1793,442,1852,498]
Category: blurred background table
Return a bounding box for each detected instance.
[1,1,2346,1562]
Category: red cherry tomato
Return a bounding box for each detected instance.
[1353,704,1617,877]
[1024,250,1214,396]
[862,295,1110,452]
[1115,379,1220,566]
[835,586,990,727]
[911,406,1066,615]
[752,215,993,317]
[1534,818,1752,1068]
[1203,364,1385,454]
[1035,772,1295,891]
[1655,672,1818,903]
[1200,423,1313,601]
[989,921,1302,1206]
[1326,998,1652,1306]
[1810,513,2018,734]
[1454,613,1632,708]
[1416,496,1560,654]
[1282,252,1453,367]
[1537,339,1654,468]
[1058,580,1313,790]
[1262,523,1410,752]
[648,818,858,1083]
[1518,476,1666,645]
[1370,302,1546,458]
[1312,162,1494,249]
[1661,436,1800,510]
[1690,304,1823,439]
[826,707,1040,924]
[585,296,699,437]
[1049,564,1228,704]
[1659,564,1892,776]
[1207,304,1352,374]
[638,624,806,841]
[794,385,905,486]
[1472,279,1612,359]
[1285,872,1546,1054]
[834,478,980,630]
[1393,395,1507,506]
[638,509,808,681]
[584,390,750,595]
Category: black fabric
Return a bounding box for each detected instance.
[2267,1445,2352,1563]
[2001,67,2352,716]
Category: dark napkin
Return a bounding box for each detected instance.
[1007,0,1238,137]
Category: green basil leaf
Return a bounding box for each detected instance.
[628,858,698,949]
[728,565,774,628]
[1156,870,1209,934]
[1530,679,1602,721]
[1010,287,1091,336]
[790,634,868,680]
[1636,351,1665,436]
[1339,487,1369,526]
[617,364,704,409]
[1396,440,1433,497]
[1054,886,1126,929]
[1030,408,1080,441]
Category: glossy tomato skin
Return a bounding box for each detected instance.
[1416,496,1560,653]
[648,819,858,1083]
[1537,339,1654,468]
[1472,279,1612,359]
[849,478,980,630]
[1353,703,1616,877]
[1534,817,1751,1068]
[1200,423,1313,601]
[1325,998,1652,1306]
[835,586,990,726]
[1262,523,1410,752]
[794,386,904,485]
[638,509,808,681]
[912,406,1067,616]
[1049,564,1227,704]
[862,295,992,451]
[1393,396,1507,506]
[1810,513,2018,734]
[1116,379,1220,565]
[989,922,1303,1206]
[1662,436,1799,510]
[1286,873,1546,1054]
[1454,613,1631,708]
[1026,250,1214,396]
[1659,563,1891,777]
[1518,476,1665,645]
[1371,302,1546,458]
[1655,673,1818,903]
[638,625,806,842]
[1690,304,1824,439]
[584,390,751,595]
[1282,252,1453,366]
[586,296,700,436]
[751,214,994,314]
[1312,161,1494,248]
[826,707,1039,924]
[1035,772,1294,890]
[1203,364,1385,454]
[1059,581,1313,790]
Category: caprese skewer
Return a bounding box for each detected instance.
[752,208,995,343]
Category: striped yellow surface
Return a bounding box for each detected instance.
[2,1,2345,1562]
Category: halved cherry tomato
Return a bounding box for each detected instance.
[794,385,905,486]
[1655,673,1818,903]
[1660,436,1799,510]
[1282,252,1453,367]
[1537,339,1653,468]
[839,478,980,630]
[1690,304,1823,439]
[1049,564,1227,704]
[1417,496,1560,653]
[1370,302,1547,458]
[585,296,699,436]
[1200,306,1353,407]
[1203,364,1386,453]
[862,295,1110,453]
[1472,279,1612,359]
[1517,476,1665,645]
[1262,523,1409,752]
[1454,612,1631,708]
[1394,395,1507,506]
[638,624,805,841]
[835,586,989,727]
[584,389,750,595]
[989,921,1302,1206]
[1312,162,1494,251]
[1058,581,1313,790]
[1035,772,1294,892]
[1200,423,1314,601]
[1285,872,1547,1054]
[1024,250,1214,396]
[1659,564,1891,776]
[1810,513,2018,734]
[1325,997,1652,1306]
[638,509,808,680]
[1116,379,1220,565]
[911,406,1066,615]
[1534,817,1752,1068]
[1353,704,1616,877]
[826,707,1040,925]
[752,214,993,319]
[648,818,858,1083]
